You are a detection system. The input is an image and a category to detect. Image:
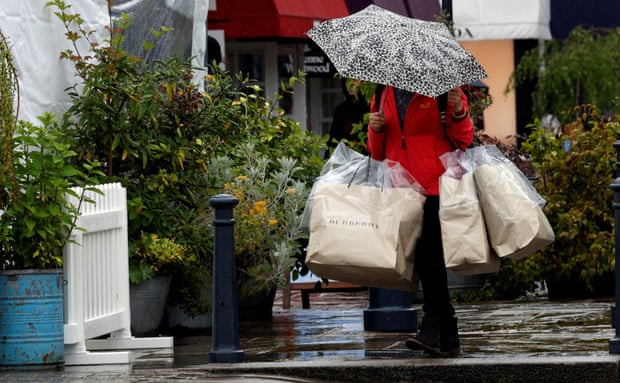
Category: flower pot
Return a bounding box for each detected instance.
[0,269,64,368]
[238,286,277,322]
[130,275,172,336]
[165,304,213,335]
[165,283,213,336]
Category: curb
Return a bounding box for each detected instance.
[177,356,620,383]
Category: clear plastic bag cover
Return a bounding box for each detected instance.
[459,145,546,207]
[300,143,424,231]
[439,150,465,179]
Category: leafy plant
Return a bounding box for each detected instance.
[48,0,328,316]
[465,105,618,300]
[517,105,618,290]
[220,145,309,296]
[1,25,101,270]
[0,27,17,211]
[129,232,194,284]
[508,26,620,125]
[48,0,214,309]
[0,113,101,269]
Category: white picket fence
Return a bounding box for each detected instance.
[63,183,172,365]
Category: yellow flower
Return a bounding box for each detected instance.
[250,200,267,216]
[268,219,278,226]
[286,188,296,195]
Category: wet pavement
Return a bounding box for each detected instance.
[2,290,620,382]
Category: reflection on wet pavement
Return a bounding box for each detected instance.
[0,291,615,383]
[170,290,613,367]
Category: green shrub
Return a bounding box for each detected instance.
[519,105,618,290]
[460,105,619,301]
[48,0,328,316]
[508,26,620,124]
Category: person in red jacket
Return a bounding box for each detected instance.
[367,85,473,357]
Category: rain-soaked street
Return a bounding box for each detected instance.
[172,290,613,364]
[1,290,619,382]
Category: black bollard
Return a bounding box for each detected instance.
[208,194,244,363]
[363,288,417,331]
[610,142,620,354]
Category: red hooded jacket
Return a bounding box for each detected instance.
[366,87,474,196]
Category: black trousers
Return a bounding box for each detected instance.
[415,196,455,319]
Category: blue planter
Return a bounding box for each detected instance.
[0,269,64,368]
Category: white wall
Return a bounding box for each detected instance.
[2,0,210,123]
[461,40,516,142]
[0,1,108,124]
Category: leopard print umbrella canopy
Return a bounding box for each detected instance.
[306,4,488,97]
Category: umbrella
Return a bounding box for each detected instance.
[306,4,487,97]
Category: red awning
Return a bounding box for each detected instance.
[208,0,350,39]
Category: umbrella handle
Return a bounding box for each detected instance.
[379,86,387,113]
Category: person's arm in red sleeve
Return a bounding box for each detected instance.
[446,87,474,150]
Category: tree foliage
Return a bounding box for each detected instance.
[508,26,620,124]
[518,105,619,289]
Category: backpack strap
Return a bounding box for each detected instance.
[373,84,385,112]
[375,85,448,125]
[373,86,454,149]
[437,92,448,130]
[437,91,456,150]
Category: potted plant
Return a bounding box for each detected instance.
[129,232,195,335]
[0,27,100,367]
[48,1,328,325]
[217,144,310,320]
[48,0,214,319]
[197,63,329,320]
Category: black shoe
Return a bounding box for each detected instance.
[405,332,441,355]
[439,316,460,357]
[405,311,441,354]
[406,314,460,357]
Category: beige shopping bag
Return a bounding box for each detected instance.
[439,172,500,275]
[305,182,425,291]
[474,163,555,259]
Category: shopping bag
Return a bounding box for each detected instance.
[301,142,424,232]
[461,146,554,260]
[474,162,554,259]
[305,181,425,291]
[439,170,500,275]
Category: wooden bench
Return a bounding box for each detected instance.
[281,278,365,309]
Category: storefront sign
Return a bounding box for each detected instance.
[303,43,336,77]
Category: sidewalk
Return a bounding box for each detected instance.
[2,290,619,382]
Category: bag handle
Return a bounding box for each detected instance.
[348,156,384,191]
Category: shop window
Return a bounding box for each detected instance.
[238,53,265,96]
